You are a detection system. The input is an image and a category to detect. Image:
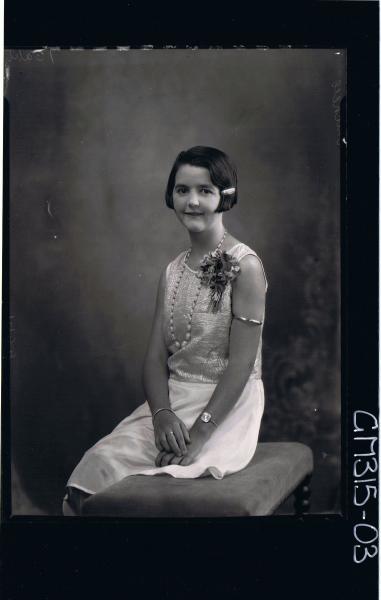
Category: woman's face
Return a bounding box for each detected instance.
[172,164,222,233]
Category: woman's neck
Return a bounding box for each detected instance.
[188,224,226,256]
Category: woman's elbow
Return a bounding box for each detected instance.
[228,355,256,378]
[142,352,168,382]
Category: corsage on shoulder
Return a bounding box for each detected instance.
[198,250,241,313]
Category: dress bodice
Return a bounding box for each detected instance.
[163,243,268,384]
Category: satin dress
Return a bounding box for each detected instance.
[63,243,268,508]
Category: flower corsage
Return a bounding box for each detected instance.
[198,250,241,313]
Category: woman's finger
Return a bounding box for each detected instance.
[180,421,191,444]
[173,423,187,455]
[179,455,193,466]
[161,452,175,467]
[155,451,166,467]
[166,430,181,456]
[160,434,170,452]
[155,436,163,451]
[169,455,183,465]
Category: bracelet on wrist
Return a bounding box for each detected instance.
[152,407,175,421]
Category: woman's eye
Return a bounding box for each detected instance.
[176,187,187,195]
[200,188,212,194]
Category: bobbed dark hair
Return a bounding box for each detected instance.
[165,146,238,212]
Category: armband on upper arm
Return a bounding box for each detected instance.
[233,315,263,325]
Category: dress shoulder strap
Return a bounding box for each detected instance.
[165,250,187,281]
[229,243,268,291]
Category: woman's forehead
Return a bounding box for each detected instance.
[174,164,214,186]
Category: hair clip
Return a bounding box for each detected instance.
[221,187,236,195]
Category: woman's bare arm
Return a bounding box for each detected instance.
[166,254,266,466]
[142,268,170,413]
[196,253,266,426]
[143,268,190,457]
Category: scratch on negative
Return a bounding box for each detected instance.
[46,200,54,218]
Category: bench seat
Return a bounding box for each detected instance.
[82,442,313,518]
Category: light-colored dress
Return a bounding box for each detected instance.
[64,242,267,501]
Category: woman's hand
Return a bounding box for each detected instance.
[153,410,191,457]
[155,424,211,467]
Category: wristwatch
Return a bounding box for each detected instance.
[200,411,218,427]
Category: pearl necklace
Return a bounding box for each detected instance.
[169,230,227,349]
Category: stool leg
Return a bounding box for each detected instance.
[294,474,312,516]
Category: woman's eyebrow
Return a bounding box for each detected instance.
[174,182,214,189]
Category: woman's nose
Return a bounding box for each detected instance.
[188,191,200,207]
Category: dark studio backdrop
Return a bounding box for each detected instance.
[6,49,344,515]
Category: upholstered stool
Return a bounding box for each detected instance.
[82,442,313,517]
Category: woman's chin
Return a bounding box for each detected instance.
[180,218,206,233]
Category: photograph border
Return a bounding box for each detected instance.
[2,2,378,599]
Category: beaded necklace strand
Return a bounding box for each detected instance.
[169,230,227,349]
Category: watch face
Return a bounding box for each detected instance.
[201,412,211,423]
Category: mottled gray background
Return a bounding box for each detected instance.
[6,49,344,515]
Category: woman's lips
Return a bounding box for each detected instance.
[184,212,204,216]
